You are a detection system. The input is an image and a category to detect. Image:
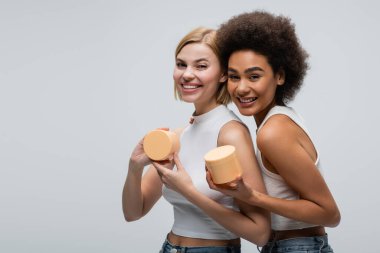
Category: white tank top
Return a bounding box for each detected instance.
[162,105,241,239]
[256,106,321,231]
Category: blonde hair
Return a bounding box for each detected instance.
[174,27,230,105]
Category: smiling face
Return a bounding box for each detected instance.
[227,50,285,125]
[173,42,226,115]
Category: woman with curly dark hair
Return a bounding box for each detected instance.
[206,11,341,252]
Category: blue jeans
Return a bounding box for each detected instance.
[259,234,333,253]
[159,239,241,253]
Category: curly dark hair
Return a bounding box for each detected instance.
[217,11,309,104]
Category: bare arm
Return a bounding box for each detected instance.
[253,115,340,227]
[122,137,165,222]
[217,120,270,244]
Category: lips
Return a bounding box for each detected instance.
[182,83,202,89]
[236,96,257,107]
[238,97,257,103]
[180,83,203,94]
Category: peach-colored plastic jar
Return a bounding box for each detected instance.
[204,145,242,184]
[143,130,180,161]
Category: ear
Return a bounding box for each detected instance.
[219,73,228,83]
[276,69,285,86]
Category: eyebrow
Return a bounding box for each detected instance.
[176,57,210,63]
[228,66,264,73]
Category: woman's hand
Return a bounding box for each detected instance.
[152,153,195,195]
[129,127,169,171]
[129,138,151,171]
[206,169,259,205]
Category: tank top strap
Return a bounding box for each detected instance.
[257,106,310,136]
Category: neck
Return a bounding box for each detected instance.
[254,100,277,127]
[193,100,220,116]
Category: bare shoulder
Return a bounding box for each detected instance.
[218,120,252,147]
[257,114,298,152]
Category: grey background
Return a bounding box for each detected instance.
[1,0,379,252]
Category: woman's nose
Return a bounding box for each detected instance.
[236,80,250,95]
[183,67,195,80]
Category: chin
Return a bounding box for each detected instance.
[240,111,254,116]
[236,106,255,117]
[180,96,197,103]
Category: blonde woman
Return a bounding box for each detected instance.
[123,27,270,252]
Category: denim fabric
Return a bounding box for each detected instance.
[259,234,333,253]
[159,239,241,253]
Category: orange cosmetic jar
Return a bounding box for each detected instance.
[143,130,180,161]
[204,145,242,184]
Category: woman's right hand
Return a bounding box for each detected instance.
[129,127,170,171]
[129,138,151,171]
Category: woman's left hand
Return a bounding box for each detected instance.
[152,153,194,195]
[206,169,259,205]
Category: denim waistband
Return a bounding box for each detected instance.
[274,234,328,245]
[159,239,241,253]
[259,234,333,253]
